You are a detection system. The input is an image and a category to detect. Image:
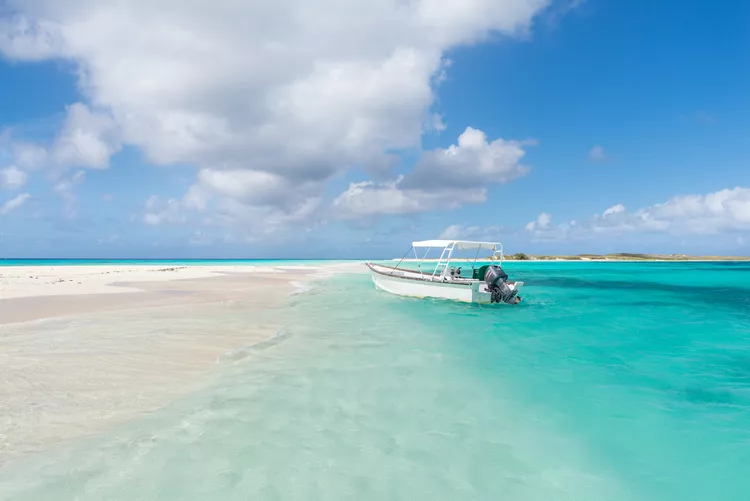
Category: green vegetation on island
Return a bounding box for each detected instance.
[502,253,750,261]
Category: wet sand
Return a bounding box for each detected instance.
[0,264,355,463]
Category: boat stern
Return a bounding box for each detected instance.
[471,281,492,304]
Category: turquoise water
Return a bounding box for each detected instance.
[2,262,749,500]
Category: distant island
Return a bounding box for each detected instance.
[503,253,750,261]
[399,253,750,263]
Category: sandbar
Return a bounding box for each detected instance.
[0,263,357,463]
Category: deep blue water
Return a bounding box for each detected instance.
[1,261,749,500]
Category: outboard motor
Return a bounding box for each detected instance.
[484,265,518,304]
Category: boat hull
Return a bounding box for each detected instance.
[371,269,488,303]
[366,263,526,304]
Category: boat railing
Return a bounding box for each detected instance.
[390,240,505,282]
[431,242,456,280]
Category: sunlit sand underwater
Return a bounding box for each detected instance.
[1,262,749,500]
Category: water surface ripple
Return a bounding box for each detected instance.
[1,262,749,500]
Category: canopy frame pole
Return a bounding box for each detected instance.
[389,246,412,276]
[471,246,481,271]
[413,246,422,278]
[422,247,433,277]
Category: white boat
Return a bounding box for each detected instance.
[367,240,524,304]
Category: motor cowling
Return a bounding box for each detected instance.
[484,265,518,304]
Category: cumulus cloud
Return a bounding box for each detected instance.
[6,103,121,171]
[141,187,323,242]
[11,143,48,170]
[0,192,30,215]
[522,187,750,243]
[332,177,486,219]
[588,145,606,163]
[0,0,551,234]
[332,126,532,218]
[196,168,321,208]
[601,203,625,218]
[592,187,750,235]
[142,195,187,226]
[212,196,324,241]
[524,212,578,242]
[402,126,530,189]
[344,182,750,248]
[0,165,27,189]
[51,103,121,169]
[525,211,552,231]
[438,224,503,241]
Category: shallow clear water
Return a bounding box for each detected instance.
[2,262,749,500]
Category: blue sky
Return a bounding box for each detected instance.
[0,0,748,258]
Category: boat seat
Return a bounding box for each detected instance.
[473,265,491,280]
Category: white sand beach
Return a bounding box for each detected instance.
[0,263,360,463]
[0,264,334,300]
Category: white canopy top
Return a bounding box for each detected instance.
[411,240,502,251]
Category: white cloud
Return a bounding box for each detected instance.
[0,165,27,189]
[0,0,551,235]
[588,145,606,163]
[196,168,320,207]
[142,195,187,226]
[0,16,62,60]
[332,126,532,218]
[521,187,750,243]
[53,170,86,216]
[524,212,577,242]
[601,203,625,218]
[439,224,502,241]
[568,0,587,9]
[12,143,47,169]
[210,196,324,242]
[402,126,530,189]
[593,187,750,235]
[429,113,447,133]
[140,187,322,242]
[51,103,121,169]
[6,103,121,171]
[440,224,473,240]
[0,192,30,215]
[525,211,552,231]
[332,177,486,219]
